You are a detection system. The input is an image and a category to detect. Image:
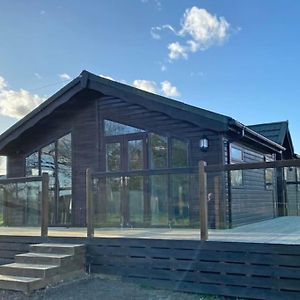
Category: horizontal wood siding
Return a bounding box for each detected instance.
[0,236,300,299]
[231,145,275,227]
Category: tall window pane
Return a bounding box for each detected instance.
[25,152,39,176]
[171,139,188,167]
[57,133,72,224]
[150,175,168,225]
[128,140,143,170]
[171,174,190,225]
[106,143,121,171]
[150,134,167,169]
[0,156,6,177]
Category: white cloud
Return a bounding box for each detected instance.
[133,78,180,98]
[161,81,180,97]
[133,80,158,94]
[152,6,231,60]
[168,42,188,60]
[100,74,180,98]
[0,76,45,119]
[58,73,71,81]
[179,7,230,51]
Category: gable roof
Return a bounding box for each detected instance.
[248,121,289,145]
[0,70,285,154]
[248,121,294,158]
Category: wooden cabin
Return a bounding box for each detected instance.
[0,71,289,228]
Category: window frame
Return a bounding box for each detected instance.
[230,144,244,188]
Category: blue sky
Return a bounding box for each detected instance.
[0,0,300,160]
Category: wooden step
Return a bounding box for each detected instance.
[0,274,45,293]
[0,242,87,293]
[0,263,60,278]
[30,243,85,255]
[15,252,73,266]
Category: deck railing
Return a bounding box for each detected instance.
[86,159,300,240]
[0,173,49,237]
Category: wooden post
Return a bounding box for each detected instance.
[86,168,94,238]
[214,176,221,229]
[41,172,49,237]
[199,161,208,240]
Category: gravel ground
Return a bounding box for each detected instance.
[0,274,227,300]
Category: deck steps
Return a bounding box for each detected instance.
[0,243,86,293]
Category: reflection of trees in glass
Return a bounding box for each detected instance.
[150,134,167,169]
[106,143,121,171]
[171,139,188,167]
[104,120,144,136]
[128,140,143,170]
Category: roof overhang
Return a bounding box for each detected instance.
[229,119,285,153]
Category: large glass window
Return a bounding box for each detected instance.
[149,134,167,169]
[25,133,72,225]
[104,120,144,136]
[171,138,188,167]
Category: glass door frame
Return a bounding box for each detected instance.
[104,132,148,226]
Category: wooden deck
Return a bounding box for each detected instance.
[0,216,299,244]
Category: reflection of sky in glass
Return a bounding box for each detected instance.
[0,156,6,176]
[104,119,144,136]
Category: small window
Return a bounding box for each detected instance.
[0,156,6,177]
[265,157,274,190]
[297,168,300,192]
[25,152,39,176]
[230,146,243,187]
[171,139,188,168]
[104,120,144,136]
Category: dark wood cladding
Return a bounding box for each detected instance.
[230,145,275,227]
[1,236,300,299]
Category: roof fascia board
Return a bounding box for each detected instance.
[0,79,82,151]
